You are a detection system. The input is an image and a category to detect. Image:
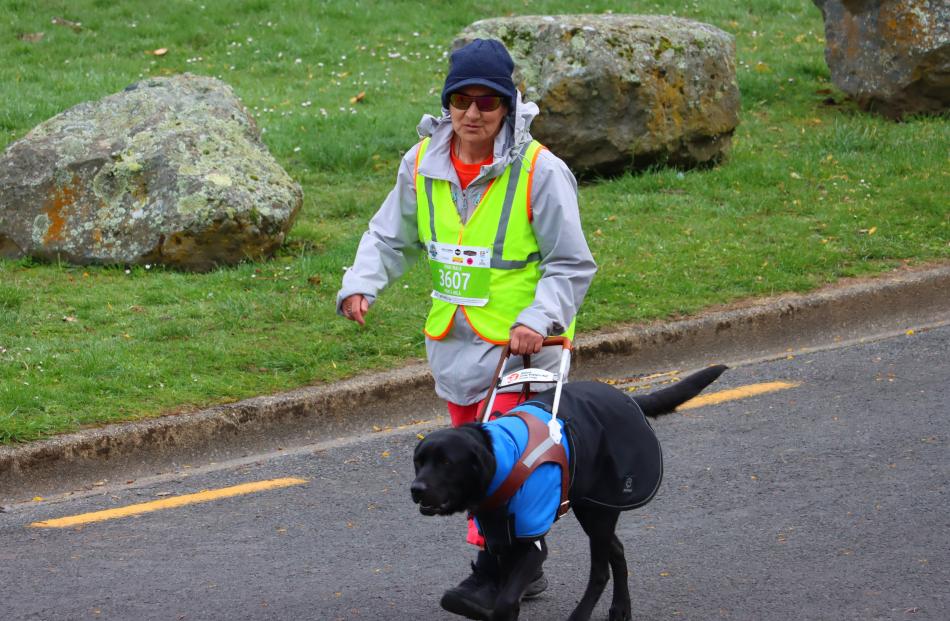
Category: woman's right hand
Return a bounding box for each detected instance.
[341,294,369,326]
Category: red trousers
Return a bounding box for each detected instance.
[446,391,531,427]
[447,391,534,546]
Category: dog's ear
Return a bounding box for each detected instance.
[471,444,493,489]
[461,425,496,497]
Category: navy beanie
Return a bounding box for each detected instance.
[441,38,516,109]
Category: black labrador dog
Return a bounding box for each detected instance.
[411,365,726,621]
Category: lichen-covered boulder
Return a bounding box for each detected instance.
[0,73,302,271]
[456,15,740,176]
[813,0,950,119]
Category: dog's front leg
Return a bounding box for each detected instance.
[490,539,546,621]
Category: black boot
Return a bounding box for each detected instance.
[440,550,499,620]
[522,570,548,600]
[521,537,548,600]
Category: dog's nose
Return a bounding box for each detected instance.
[410,480,427,503]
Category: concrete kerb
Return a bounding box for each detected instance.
[2,263,949,502]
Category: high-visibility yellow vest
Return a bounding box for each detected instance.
[415,137,575,344]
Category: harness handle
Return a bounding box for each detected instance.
[478,337,573,428]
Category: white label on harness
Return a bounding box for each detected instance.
[499,368,558,387]
[548,418,563,444]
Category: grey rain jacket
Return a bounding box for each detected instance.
[336,93,597,405]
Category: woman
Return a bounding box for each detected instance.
[336,38,596,616]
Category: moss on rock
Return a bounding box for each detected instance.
[455,15,740,176]
[0,73,301,271]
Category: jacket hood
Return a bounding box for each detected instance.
[415,90,539,182]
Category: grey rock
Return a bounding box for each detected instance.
[813,0,950,119]
[0,73,302,271]
[456,14,741,176]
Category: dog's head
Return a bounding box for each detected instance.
[410,425,495,516]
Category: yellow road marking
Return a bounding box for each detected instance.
[27,382,795,528]
[30,477,307,529]
[677,381,800,411]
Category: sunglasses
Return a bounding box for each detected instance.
[448,93,505,112]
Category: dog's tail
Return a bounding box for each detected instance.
[631,365,728,417]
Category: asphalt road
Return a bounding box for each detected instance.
[3,324,948,621]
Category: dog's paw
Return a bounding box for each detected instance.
[608,603,632,621]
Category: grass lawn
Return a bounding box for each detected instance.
[1,0,947,443]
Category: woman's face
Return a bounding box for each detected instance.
[449,85,508,152]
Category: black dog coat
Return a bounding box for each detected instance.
[533,380,663,510]
[475,381,663,549]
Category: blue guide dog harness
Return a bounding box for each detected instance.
[473,404,571,545]
[472,381,664,550]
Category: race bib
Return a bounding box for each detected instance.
[428,241,491,306]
